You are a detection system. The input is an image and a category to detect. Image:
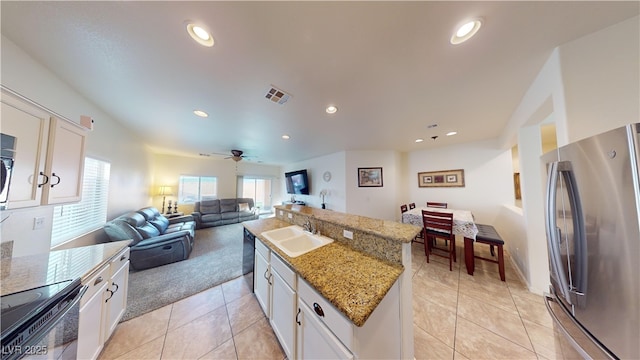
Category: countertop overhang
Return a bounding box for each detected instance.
[1,240,131,296]
[244,218,404,327]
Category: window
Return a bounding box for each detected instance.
[242,177,272,211]
[178,176,217,203]
[51,157,111,247]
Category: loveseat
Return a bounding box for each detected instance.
[103,206,196,270]
[192,198,259,229]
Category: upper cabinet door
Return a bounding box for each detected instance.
[1,92,50,208]
[42,117,87,205]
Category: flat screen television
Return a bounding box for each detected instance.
[285,169,310,195]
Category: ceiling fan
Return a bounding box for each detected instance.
[219,149,252,162]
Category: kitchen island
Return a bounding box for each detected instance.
[244,205,421,359]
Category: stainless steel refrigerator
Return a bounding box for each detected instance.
[542,123,640,359]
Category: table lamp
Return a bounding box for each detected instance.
[158,185,173,214]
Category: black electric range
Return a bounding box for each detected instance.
[1,278,84,359]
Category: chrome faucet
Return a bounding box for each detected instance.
[303,219,316,234]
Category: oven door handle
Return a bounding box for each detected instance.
[13,285,88,358]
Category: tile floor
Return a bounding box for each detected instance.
[98,240,557,359]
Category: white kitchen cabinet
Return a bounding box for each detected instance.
[297,299,353,360]
[41,117,86,204]
[78,264,109,360]
[297,277,401,360]
[270,254,297,359]
[0,89,87,209]
[104,248,130,339]
[78,247,129,360]
[0,91,50,208]
[254,240,271,317]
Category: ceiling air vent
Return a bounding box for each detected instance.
[265,85,291,105]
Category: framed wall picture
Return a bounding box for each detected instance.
[418,169,464,187]
[358,167,383,187]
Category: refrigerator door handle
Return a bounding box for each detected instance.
[546,161,573,305]
[544,293,616,360]
[559,161,588,308]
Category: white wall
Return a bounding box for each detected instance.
[1,35,154,255]
[498,15,639,293]
[284,152,347,212]
[153,154,282,213]
[407,139,514,225]
[560,15,640,142]
[346,150,402,221]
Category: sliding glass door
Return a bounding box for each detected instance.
[242,177,272,213]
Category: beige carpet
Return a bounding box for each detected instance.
[121,223,245,322]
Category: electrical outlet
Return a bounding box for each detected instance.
[287,213,292,219]
[343,230,353,239]
[33,217,45,230]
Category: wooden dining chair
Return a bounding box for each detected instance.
[400,204,408,213]
[422,210,456,271]
[409,202,416,210]
[426,202,448,209]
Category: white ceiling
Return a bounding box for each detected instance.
[2,1,637,165]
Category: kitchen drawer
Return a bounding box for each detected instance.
[271,253,295,290]
[110,247,130,276]
[298,277,353,350]
[256,239,270,261]
[81,264,110,307]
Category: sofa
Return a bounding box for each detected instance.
[192,198,259,229]
[103,206,196,270]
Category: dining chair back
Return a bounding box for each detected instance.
[409,202,416,210]
[426,202,448,209]
[400,204,408,213]
[421,210,456,271]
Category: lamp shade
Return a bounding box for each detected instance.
[158,186,173,196]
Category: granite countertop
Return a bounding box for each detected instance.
[1,240,131,296]
[274,204,420,244]
[244,218,403,327]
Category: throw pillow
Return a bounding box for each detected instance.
[238,202,250,212]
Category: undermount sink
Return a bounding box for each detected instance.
[261,225,334,258]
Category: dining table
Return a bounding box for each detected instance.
[401,206,479,240]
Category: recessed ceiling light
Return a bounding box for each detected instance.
[326,105,338,114]
[415,139,424,143]
[193,110,208,118]
[446,131,457,136]
[282,135,290,140]
[186,23,214,47]
[450,18,482,45]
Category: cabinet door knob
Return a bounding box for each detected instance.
[50,173,61,187]
[120,255,127,261]
[313,303,324,317]
[37,172,49,188]
[94,276,104,286]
